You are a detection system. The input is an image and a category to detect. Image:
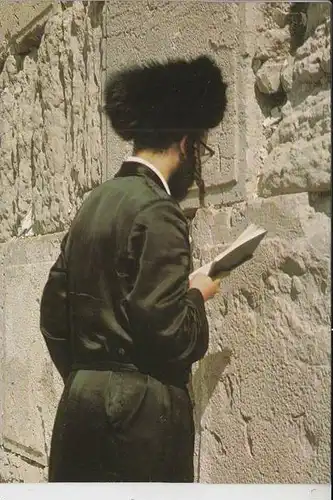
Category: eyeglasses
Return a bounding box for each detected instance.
[198,140,215,164]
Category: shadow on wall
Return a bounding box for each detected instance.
[287,2,308,54]
[190,349,232,423]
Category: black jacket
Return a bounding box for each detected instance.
[40,161,209,387]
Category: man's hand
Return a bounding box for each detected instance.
[189,273,221,302]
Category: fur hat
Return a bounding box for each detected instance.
[104,55,227,141]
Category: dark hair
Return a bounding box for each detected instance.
[104,55,228,151]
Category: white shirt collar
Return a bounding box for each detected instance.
[125,156,171,196]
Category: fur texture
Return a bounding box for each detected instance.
[104,55,227,142]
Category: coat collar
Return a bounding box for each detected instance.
[115,159,171,196]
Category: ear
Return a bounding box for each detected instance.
[179,135,188,156]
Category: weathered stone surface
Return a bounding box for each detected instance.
[258,133,331,197]
[252,26,291,73]
[293,19,331,85]
[259,81,331,198]
[0,0,52,44]
[192,8,331,481]
[257,17,331,200]
[193,207,232,246]
[0,447,46,483]
[1,234,64,467]
[280,55,295,93]
[254,15,331,104]
[269,90,330,151]
[269,5,290,29]
[256,60,284,94]
[0,2,53,68]
[0,244,6,449]
[191,195,330,482]
[0,2,103,243]
[305,3,331,38]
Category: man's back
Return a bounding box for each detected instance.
[41,161,208,387]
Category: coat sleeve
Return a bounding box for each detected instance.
[40,233,71,381]
[123,199,209,366]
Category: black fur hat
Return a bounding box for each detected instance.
[104,55,227,142]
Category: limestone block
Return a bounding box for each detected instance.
[0,447,46,483]
[256,61,284,94]
[294,52,325,84]
[258,134,331,197]
[280,55,295,93]
[293,19,330,86]
[0,3,53,70]
[2,234,64,467]
[268,90,330,152]
[190,207,232,258]
[252,27,291,73]
[0,0,53,44]
[261,84,331,198]
[191,194,330,482]
[192,193,327,261]
[0,2,103,243]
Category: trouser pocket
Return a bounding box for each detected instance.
[104,370,149,431]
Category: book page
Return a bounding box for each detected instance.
[190,224,267,279]
[209,230,267,277]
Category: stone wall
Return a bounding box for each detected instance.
[0,1,103,481]
[190,2,331,482]
[0,0,331,484]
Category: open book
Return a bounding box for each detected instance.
[189,224,267,280]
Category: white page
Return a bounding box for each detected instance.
[190,224,267,279]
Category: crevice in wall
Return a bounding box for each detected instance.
[287,3,309,54]
[224,374,234,409]
[240,412,254,458]
[1,443,45,469]
[209,430,227,456]
[58,23,68,121]
[308,192,331,218]
[37,405,49,460]
[88,1,105,29]
[60,1,72,11]
[254,86,287,119]
[304,425,319,452]
[292,413,319,456]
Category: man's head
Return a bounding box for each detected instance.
[104,55,227,202]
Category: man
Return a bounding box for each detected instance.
[40,55,227,482]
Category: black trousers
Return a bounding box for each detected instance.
[48,370,195,482]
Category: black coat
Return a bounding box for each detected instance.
[39,161,210,482]
[40,161,209,387]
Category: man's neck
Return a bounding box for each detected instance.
[134,150,177,182]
